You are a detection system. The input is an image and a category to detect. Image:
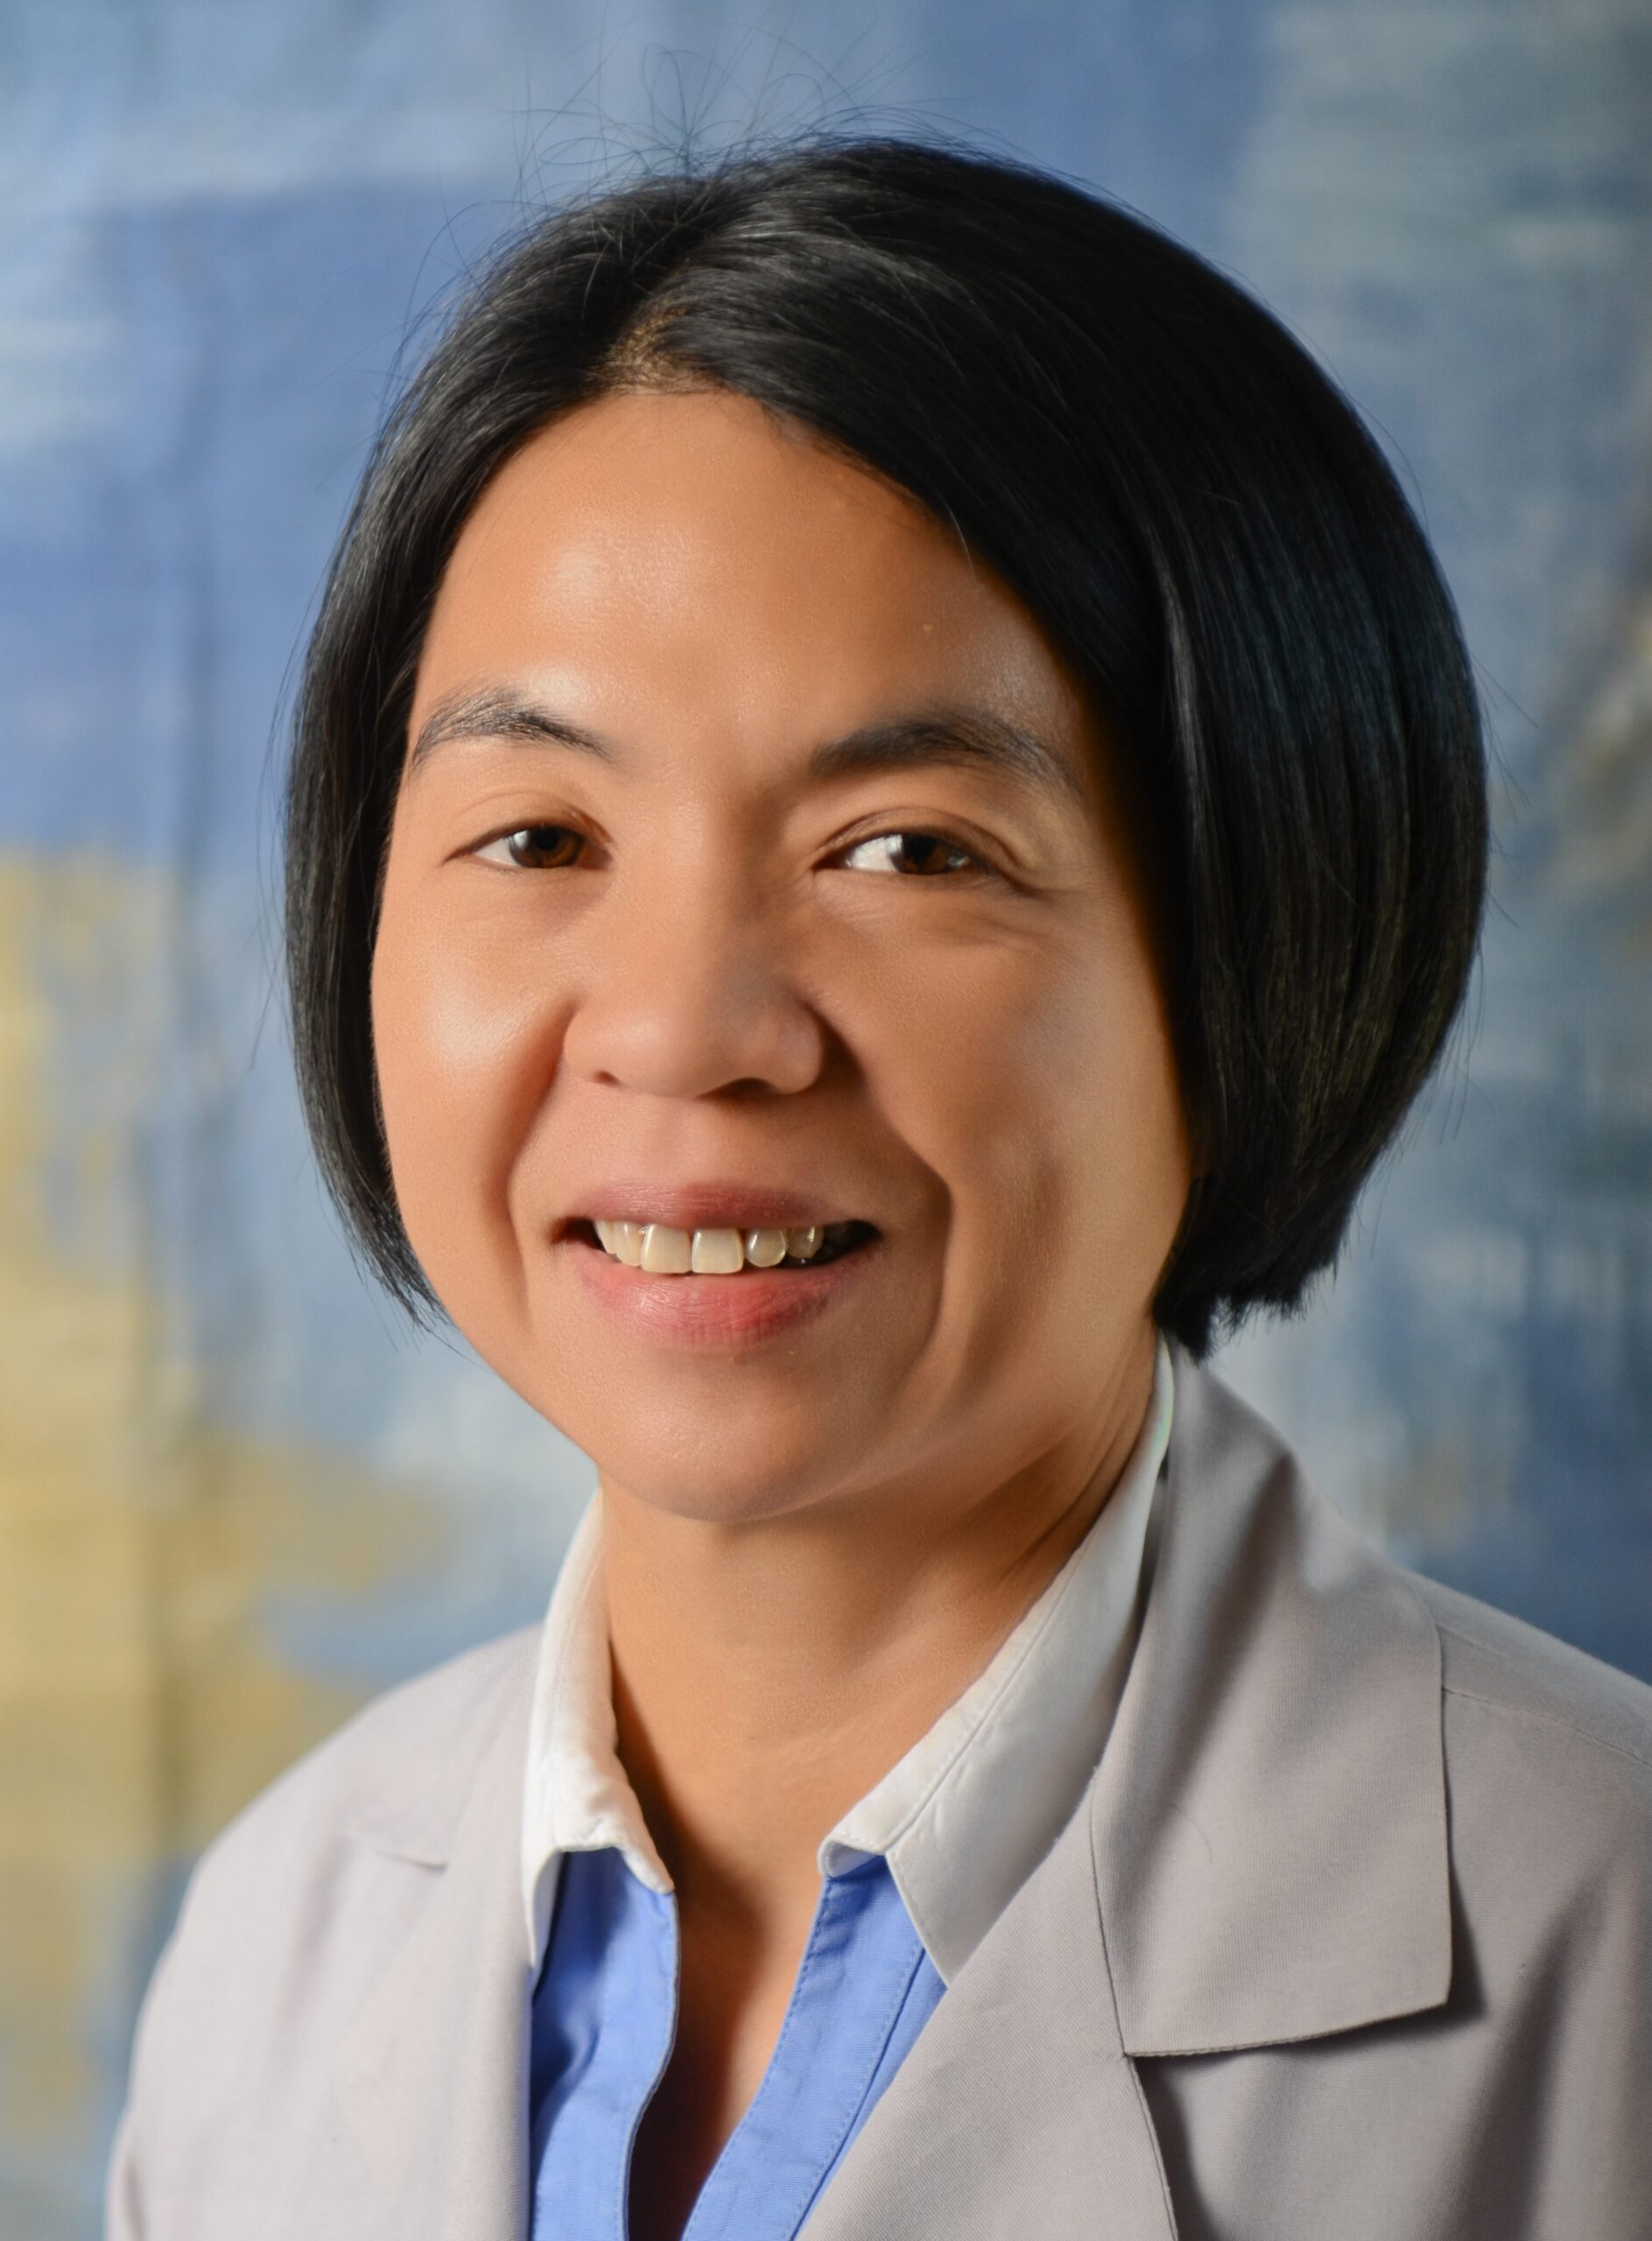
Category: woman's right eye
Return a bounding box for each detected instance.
[472,825,586,870]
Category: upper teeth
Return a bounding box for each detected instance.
[593,1220,826,1274]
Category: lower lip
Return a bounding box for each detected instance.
[566,1234,879,1348]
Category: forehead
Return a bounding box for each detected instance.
[413,388,1097,762]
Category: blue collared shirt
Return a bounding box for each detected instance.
[529,1844,946,2238]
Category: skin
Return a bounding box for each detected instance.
[370,386,1195,2240]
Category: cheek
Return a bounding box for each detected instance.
[857,917,1188,1310]
[1025,949,1192,1282]
[369,871,560,1290]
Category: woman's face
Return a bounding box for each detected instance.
[373,389,1193,1525]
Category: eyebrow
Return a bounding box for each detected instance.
[406,686,1089,811]
[407,689,609,774]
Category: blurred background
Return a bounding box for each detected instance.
[3,1,1650,2231]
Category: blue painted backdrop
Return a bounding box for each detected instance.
[3,4,1649,2233]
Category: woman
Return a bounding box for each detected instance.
[107,136,1652,2239]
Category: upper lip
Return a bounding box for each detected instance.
[556,1183,873,1237]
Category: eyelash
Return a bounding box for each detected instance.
[468,824,995,880]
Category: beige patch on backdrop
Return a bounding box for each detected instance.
[0,853,446,2168]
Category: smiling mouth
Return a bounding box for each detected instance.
[571,1218,877,1275]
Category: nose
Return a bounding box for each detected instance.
[559,874,827,1101]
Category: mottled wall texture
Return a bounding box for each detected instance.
[4,3,1650,2231]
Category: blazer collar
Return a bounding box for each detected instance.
[1093,1345,1452,2055]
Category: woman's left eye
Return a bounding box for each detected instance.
[837,831,983,877]
[472,825,586,870]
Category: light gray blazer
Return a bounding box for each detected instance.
[106,1356,1652,2239]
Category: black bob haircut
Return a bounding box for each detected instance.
[285,133,1487,1361]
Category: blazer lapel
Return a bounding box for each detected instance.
[801,1758,1177,2241]
[270,1648,538,2241]
[1093,1351,1452,2055]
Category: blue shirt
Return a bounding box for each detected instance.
[529,1844,946,2239]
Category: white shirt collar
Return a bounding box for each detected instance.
[522,1338,1175,1982]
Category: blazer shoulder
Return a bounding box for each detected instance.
[1177,1352,1652,1795]
[1410,1570,1652,1785]
[188,1623,540,1908]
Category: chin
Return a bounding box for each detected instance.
[580,1398,866,1529]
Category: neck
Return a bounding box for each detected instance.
[601,1325,1157,1940]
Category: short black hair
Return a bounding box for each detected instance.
[285,132,1487,1359]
